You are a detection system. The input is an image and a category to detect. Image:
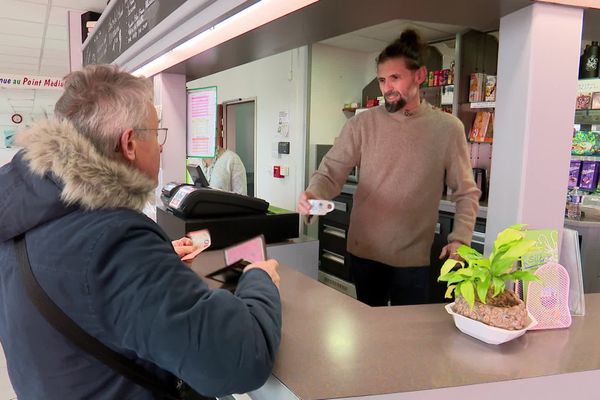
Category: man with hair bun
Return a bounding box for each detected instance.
[298,29,480,307]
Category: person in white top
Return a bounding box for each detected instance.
[200,146,248,195]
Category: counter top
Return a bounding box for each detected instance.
[192,252,600,399]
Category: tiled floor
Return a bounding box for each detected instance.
[0,344,16,400]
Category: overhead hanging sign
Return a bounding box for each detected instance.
[187,86,217,158]
[0,73,64,90]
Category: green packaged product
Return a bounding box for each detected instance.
[571,131,600,156]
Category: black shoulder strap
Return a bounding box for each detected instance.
[14,234,181,400]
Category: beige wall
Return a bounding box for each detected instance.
[309,44,375,146]
[187,48,309,211]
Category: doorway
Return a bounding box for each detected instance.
[223,99,256,197]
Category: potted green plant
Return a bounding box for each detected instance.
[438,224,540,332]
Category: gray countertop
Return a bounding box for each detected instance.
[192,252,600,400]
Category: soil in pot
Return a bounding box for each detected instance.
[453,290,528,330]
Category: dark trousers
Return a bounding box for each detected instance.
[348,253,430,307]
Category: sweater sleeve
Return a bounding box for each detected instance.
[89,221,281,397]
[306,118,361,200]
[445,122,480,245]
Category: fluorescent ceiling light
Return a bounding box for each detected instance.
[133,0,318,77]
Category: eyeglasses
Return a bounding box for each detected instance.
[134,128,168,146]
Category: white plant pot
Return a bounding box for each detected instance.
[445,303,538,345]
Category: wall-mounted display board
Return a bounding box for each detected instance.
[83,0,187,65]
[187,86,217,158]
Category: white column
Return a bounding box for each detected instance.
[154,73,187,185]
[485,3,583,252]
[67,11,83,71]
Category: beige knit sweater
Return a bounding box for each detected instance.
[307,102,480,267]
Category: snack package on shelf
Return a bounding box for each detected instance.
[576,92,592,110]
[580,161,600,191]
[592,92,600,110]
[469,111,493,142]
[486,112,494,142]
[484,75,497,102]
[469,73,485,102]
[571,131,599,156]
[569,160,582,189]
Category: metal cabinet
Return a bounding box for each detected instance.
[429,212,454,303]
[318,194,353,282]
[429,213,487,303]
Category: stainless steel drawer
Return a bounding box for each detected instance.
[320,224,347,255]
[321,194,352,225]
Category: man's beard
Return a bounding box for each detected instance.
[384,92,406,113]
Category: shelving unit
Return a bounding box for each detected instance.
[575,109,600,124]
[470,101,496,109]
[468,140,493,144]
[572,155,600,161]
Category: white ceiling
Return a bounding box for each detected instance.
[319,19,465,53]
[0,0,106,127]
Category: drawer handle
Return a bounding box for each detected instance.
[473,231,486,240]
[472,232,486,244]
[322,250,345,265]
[332,201,347,212]
[323,225,346,239]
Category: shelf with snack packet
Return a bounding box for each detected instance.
[470,101,496,109]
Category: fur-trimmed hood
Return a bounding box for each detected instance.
[0,119,155,241]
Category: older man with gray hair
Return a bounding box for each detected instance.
[0,64,281,400]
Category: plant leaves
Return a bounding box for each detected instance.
[503,239,537,260]
[471,258,491,269]
[506,270,541,282]
[508,223,527,231]
[454,283,462,298]
[492,277,504,297]
[471,267,489,280]
[456,245,483,262]
[439,258,463,278]
[445,285,456,299]
[439,271,468,285]
[455,268,474,277]
[493,228,524,251]
[460,281,475,309]
[476,276,491,304]
[446,274,469,284]
[491,258,517,276]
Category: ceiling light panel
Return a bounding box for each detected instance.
[0,55,38,65]
[1,45,43,57]
[5,90,35,100]
[0,34,43,48]
[5,1,47,23]
[44,38,68,51]
[0,19,45,37]
[8,99,35,107]
[45,25,69,41]
[52,0,105,11]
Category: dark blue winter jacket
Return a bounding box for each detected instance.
[0,119,281,399]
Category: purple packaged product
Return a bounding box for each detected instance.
[579,161,600,190]
[568,160,582,188]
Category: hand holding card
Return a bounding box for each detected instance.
[307,199,335,216]
[206,235,279,291]
[224,235,266,265]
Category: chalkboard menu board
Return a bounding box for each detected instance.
[83,0,187,66]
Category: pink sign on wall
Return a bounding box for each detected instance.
[187,86,217,158]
